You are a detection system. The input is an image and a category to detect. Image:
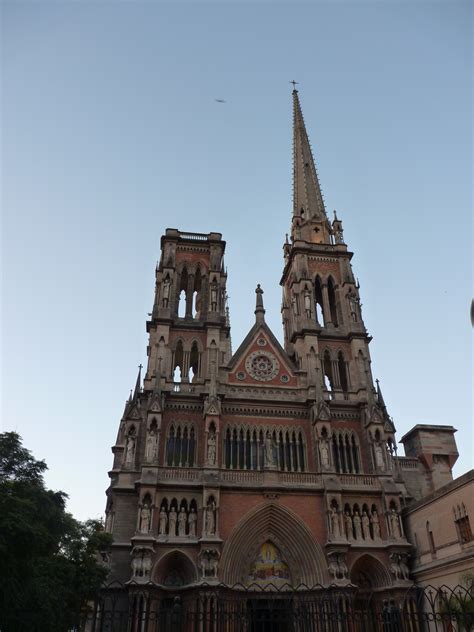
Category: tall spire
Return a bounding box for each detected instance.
[292,88,328,236]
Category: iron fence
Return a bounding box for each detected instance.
[81,581,473,632]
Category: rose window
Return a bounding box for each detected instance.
[245,351,279,381]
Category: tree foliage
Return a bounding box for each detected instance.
[0,432,112,631]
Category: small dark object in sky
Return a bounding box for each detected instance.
[471,299,474,327]
[215,99,226,103]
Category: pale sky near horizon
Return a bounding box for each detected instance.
[2,1,472,522]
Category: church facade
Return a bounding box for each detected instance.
[103,90,461,618]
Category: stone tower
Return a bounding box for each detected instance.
[103,89,458,611]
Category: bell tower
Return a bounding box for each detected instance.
[281,89,396,471]
[144,228,231,393]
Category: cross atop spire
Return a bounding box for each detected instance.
[291,89,329,241]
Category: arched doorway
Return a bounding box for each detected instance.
[350,554,392,632]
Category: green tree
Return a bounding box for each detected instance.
[0,432,112,632]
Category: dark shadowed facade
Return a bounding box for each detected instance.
[102,90,466,619]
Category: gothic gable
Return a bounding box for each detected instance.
[226,322,298,387]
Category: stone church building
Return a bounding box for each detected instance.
[103,89,463,619]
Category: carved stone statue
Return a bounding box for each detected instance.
[178,507,187,536]
[344,511,353,541]
[205,498,216,535]
[264,432,275,466]
[291,295,298,315]
[124,433,135,465]
[168,507,177,536]
[188,507,197,537]
[334,224,344,245]
[105,505,114,533]
[374,442,385,468]
[207,429,216,465]
[347,288,359,322]
[330,507,341,539]
[162,276,170,307]
[399,555,410,580]
[139,503,151,533]
[304,288,312,318]
[210,280,218,311]
[371,509,381,539]
[319,439,330,468]
[145,427,158,462]
[362,510,370,540]
[159,508,168,535]
[390,509,402,539]
[353,511,363,540]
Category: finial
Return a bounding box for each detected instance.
[255,284,265,323]
[290,80,299,92]
[132,364,142,401]
[356,278,360,289]
[333,209,338,220]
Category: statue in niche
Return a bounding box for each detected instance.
[362,510,371,539]
[105,503,114,533]
[159,507,168,535]
[304,287,312,318]
[291,295,298,316]
[145,426,158,462]
[178,507,187,536]
[162,276,171,307]
[334,225,344,245]
[399,555,410,580]
[319,439,330,468]
[264,432,275,466]
[168,507,177,536]
[188,507,197,537]
[353,510,363,540]
[347,288,359,322]
[210,279,218,311]
[390,508,402,538]
[131,548,152,581]
[207,428,216,465]
[344,511,353,540]
[330,506,341,539]
[374,442,385,468]
[139,502,151,533]
[124,432,136,466]
[205,498,217,535]
[371,509,381,539]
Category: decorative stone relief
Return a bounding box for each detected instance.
[131,546,153,583]
[198,548,220,579]
[327,552,349,584]
[389,553,410,581]
[245,351,280,382]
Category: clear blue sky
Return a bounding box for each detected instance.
[2,1,472,521]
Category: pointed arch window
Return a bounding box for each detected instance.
[166,423,196,467]
[314,277,325,326]
[327,277,338,326]
[337,351,349,393]
[223,425,306,472]
[332,431,361,474]
[178,267,188,318]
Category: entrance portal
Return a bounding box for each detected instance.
[247,598,293,632]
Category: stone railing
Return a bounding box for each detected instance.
[339,474,379,487]
[220,470,264,484]
[158,468,201,482]
[279,472,322,486]
[396,457,420,470]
